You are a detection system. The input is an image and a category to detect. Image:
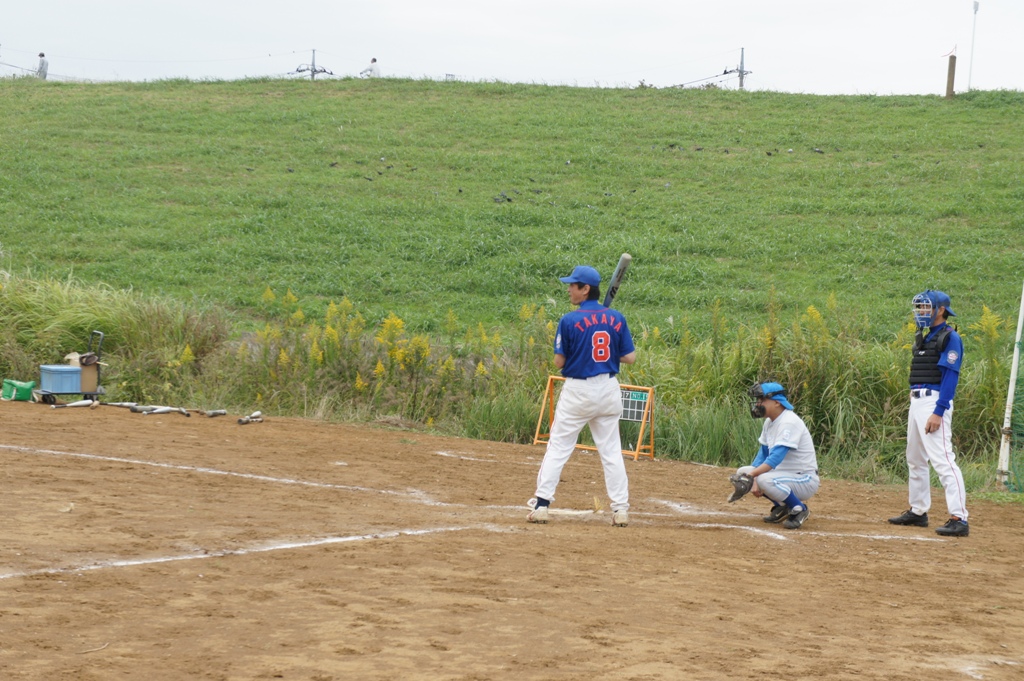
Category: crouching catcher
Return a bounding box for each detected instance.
[728,382,820,530]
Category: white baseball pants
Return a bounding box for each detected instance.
[906,392,968,520]
[535,374,629,512]
[737,465,819,504]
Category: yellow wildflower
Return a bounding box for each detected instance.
[355,372,368,392]
[283,288,298,306]
[437,355,456,378]
[324,325,341,349]
[180,344,195,364]
[445,309,459,335]
[475,361,488,377]
[261,286,276,304]
[376,312,405,346]
[374,359,386,378]
[409,335,431,368]
[347,312,366,339]
[278,348,290,367]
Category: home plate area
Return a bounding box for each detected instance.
[2,400,1023,681]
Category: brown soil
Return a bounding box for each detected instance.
[2,400,1022,680]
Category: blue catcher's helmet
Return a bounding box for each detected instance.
[912,290,956,329]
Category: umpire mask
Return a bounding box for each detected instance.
[912,292,935,329]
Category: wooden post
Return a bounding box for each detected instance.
[945,55,957,98]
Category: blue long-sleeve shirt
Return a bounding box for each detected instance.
[751,444,791,469]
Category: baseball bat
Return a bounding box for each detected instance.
[602,252,632,308]
[51,399,95,409]
[142,406,190,416]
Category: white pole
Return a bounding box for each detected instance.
[997,278,1024,486]
[968,2,979,91]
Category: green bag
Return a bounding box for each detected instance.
[2,379,36,401]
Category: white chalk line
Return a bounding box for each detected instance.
[435,450,540,466]
[0,525,500,581]
[0,443,418,498]
[652,499,743,518]
[3,444,947,543]
[652,499,947,543]
[684,522,789,541]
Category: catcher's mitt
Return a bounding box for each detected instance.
[727,472,754,503]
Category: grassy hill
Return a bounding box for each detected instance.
[2,78,1022,336]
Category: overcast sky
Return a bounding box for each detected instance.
[2,1,1020,94]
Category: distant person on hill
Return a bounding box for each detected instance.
[37,53,49,80]
[359,58,380,78]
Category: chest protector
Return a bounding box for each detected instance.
[909,326,953,385]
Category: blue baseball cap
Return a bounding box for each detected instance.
[759,382,794,410]
[921,290,956,317]
[559,265,601,287]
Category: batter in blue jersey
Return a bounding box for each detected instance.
[528,265,636,527]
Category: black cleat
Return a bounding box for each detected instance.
[783,506,810,530]
[763,504,789,524]
[888,510,929,527]
[935,517,969,537]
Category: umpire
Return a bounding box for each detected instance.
[889,290,969,537]
[528,265,636,527]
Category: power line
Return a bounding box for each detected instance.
[0,44,307,64]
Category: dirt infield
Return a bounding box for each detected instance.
[2,400,1023,681]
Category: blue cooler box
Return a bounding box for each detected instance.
[40,365,82,393]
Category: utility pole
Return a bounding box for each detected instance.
[720,48,752,90]
[946,54,957,99]
[295,49,333,81]
[968,1,980,91]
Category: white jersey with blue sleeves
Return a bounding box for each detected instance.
[757,409,817,473]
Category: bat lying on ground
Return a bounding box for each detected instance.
[142,406,190,416]
[101,402,138,408]
[51,399,95,409]
[238,410,263,425]
[131,405,189,416]
[602,252,632,308]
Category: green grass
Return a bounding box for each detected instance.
[2,79,1022,337]
[3,78,1024,490]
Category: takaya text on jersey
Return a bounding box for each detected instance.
[554,301,635,379]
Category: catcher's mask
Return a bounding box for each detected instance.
[912,292,936,329]
[912,290,956,329]
[748,382,792,418]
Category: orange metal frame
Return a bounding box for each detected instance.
[532,375,655,460]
